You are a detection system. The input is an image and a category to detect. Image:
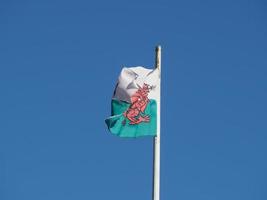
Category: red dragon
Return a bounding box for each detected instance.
[123,83,152,125]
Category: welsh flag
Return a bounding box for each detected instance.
[105,66,159,137]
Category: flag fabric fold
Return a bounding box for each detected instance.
[105,66,159,137]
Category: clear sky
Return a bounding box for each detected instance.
[0,0,267,199]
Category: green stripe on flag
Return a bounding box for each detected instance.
[105,99,157,137]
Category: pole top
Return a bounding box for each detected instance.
[156,45,161,51]
[155,45,161,70]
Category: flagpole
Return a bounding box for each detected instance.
[153,45,161,200]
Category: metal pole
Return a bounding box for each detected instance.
[152,45,161,200]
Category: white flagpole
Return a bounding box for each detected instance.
[153,45,161,200]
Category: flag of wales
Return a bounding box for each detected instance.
[105,66,159,137]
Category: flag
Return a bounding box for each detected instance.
[105,66,160,137]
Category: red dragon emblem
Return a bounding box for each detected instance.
[123,83,152,125]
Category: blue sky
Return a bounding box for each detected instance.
[0,0,267,199]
